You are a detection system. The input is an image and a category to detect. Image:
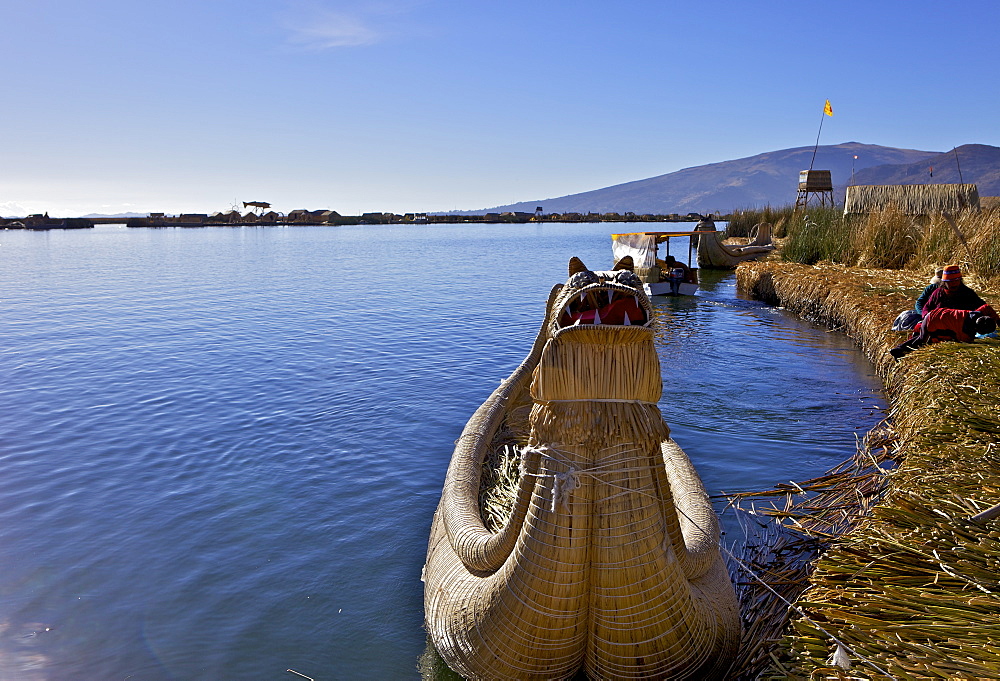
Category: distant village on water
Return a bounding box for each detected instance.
[0,207,716,230]
[5,142,998,231]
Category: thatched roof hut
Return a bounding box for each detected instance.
[844,183,980,215]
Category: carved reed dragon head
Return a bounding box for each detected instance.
[548,256,655,339]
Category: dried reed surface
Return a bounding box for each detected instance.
[479,444,522,532]
[723,421,898,680]
[737,260,1000,680]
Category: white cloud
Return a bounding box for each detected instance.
[282,2,395,50]
[288,12,379,48]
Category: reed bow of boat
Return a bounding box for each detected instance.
[423,258,740,680]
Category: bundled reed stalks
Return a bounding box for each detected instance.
[427,264,742,680]
[736,260,1000,679]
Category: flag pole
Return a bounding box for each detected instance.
[809,111,825,171]
[809,100,833,171]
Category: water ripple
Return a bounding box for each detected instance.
[0,225,884,679]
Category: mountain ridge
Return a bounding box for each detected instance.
[463,143,1000,215]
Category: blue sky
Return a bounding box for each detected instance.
[3,0,998,217]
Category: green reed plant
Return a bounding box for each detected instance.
[726,206,796,238]
[780,207,852,265]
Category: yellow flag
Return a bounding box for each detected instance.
[824,99,833,116]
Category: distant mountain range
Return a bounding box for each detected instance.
[470,143,1000,216]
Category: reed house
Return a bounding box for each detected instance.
[844,183,980,215]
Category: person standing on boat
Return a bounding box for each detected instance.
[921,265,999,320]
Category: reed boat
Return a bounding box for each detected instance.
[694,217,775,269]
[423,256,740,680]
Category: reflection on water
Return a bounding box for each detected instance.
[0,224,884,679]
[653,269,884,497]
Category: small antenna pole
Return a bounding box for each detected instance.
[953,146,964,184]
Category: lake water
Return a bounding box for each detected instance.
[0,223,884,680]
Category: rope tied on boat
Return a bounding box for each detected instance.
[550,469,580,512]
[520,446,582,511]
[535,398,660,405]
[519,444,659,512]
[516,441,896,677]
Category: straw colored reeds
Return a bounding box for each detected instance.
[722,420,899,680]
[727,206,795,239]
[736,260,1000,679]
[760,204,1000,280]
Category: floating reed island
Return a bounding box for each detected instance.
[731,203,1000,678]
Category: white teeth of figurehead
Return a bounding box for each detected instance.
[580,292,586,304]
[607,290,613,305]
[593,310,602,325]
[573,317,582,326]
[623,312,631,326]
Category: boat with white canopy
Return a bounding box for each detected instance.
[611,230,713,296]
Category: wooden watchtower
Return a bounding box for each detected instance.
[794,170,834,211]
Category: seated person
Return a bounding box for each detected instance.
[655,256,689,293]
[922,265,999,320]
[890,305,996,359]
[914,268,943,313]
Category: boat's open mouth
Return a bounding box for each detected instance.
[557,285,651,328]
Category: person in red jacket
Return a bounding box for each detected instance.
[922,264,1000,320]
[890,305,996,359]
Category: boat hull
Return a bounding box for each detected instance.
[644,281,698,297]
